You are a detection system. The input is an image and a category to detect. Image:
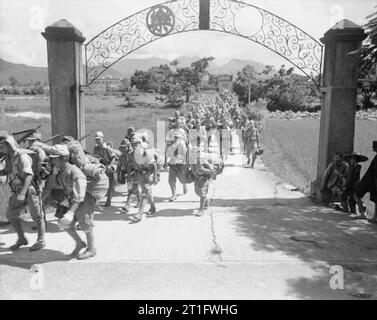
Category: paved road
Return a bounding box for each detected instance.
[1,152,377,299]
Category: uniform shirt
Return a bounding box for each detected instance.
[93,144,115,166]
[57,163,87,204]
[245,127,260,142]
[6,150,34,184]
[118,152,137,174]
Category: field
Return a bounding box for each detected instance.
[1,94,377,219]
[262,119,377,194]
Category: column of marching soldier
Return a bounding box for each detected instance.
[0,92,263,260]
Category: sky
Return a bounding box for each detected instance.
[0,0,376,68]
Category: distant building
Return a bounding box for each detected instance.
[200,71,210,87]
[92,75,122,88]
[216,74,233,92]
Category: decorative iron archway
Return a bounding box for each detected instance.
[85,0,323,87]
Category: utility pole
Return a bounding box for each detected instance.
[248,77,251,107]
[244,65,254,108]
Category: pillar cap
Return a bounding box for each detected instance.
[42,19,85,43]
[321,19,367,44]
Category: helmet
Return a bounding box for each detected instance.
[95,131,104,139]
[127,127,136,136]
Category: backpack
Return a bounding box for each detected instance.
[66,141,109,201]
[19,149,46,182]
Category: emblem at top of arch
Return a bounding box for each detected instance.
[146,5,176,36]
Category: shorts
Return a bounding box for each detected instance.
[73,193,95,232]
[194,176,211,198]
[136,172,154,196]
[245,141,258,158]
[6,185,43,223]
[168,164,187,187]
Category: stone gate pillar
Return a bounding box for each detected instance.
[42,19,85,144]
[311,19,366,202]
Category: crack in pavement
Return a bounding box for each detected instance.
[207,177,224,264]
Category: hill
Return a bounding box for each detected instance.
[0,58,48,85]
[0,56,266,85]
[0,58,124,86]
[209,58,265,76]
[111,56,264,77]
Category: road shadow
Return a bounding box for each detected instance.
[285,264,377,300]
[210,196,377,299]
[0,245,71,270]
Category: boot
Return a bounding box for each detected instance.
[356,202,367,217]
[66,226,85,257]
[196,197,206,217]
[169,186,177,201]
[148,205,156,215]
[9,220,28,250]
[78,230,96,260]
[122,194,132,213]
[133,197,147,222]
[121,203,130,213]
[71,241,86,256]
[29,218,46,251]
[204,198,210,210]
[105,184,113,207]
[104,199,112,207]
[135,191,141,208]
[339,200,349,213]
[251,155,256,168]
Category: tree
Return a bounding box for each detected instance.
[9,76,18,87]
[358,7,377,109]
[175,67,196,102]
[232,65,262,106]
[263,65,317,112]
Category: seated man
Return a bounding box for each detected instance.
[320,152,349,209]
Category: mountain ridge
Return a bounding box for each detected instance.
[0,56,266,85]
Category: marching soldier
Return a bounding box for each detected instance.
[0,134,45,251]
[118,138,141,213]
[48,144,97,260]
[244,120,261,168]
[132,138,158,222]
[93,131,117,207]
[189,147,215,217]
[124,127,136,143]
[25,132,47,168]
[166,119,188,200]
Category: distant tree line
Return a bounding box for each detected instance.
[232,64,321,112]
[0,76,47,95]
[130,57,215,107]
